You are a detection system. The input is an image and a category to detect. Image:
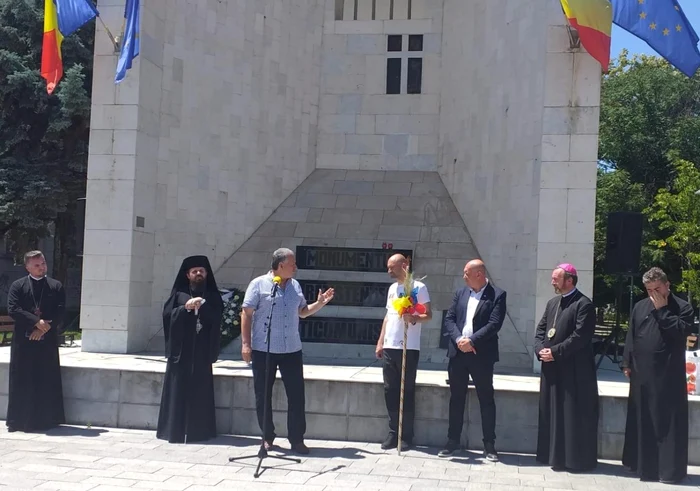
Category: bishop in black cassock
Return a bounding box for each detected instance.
[534,264,598,472]
[621,267,693,484]
[6,251,65,432]
[157,255,222,444]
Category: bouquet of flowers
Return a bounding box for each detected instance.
[391,266,426,317]
[220,287,245,348]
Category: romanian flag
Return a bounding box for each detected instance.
[41,0,63,94]
[41,0,98,94]
[560,0,613,71]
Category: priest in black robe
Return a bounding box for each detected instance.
[6,250,66,432]
[621,267,693,484]
[157,255,223,444]
[534,263,598,472]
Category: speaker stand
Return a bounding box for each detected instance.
[596,275,629,370]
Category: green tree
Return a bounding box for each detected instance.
[646,158,700,306]
[599,51,700,196]
[0,0,94,282]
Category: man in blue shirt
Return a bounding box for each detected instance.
[241,248,334,454]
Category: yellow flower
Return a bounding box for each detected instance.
[392,296,413,315]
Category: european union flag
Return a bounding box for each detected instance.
[613,0,700,77]
[55,0,98,37]
[115,0,139,83]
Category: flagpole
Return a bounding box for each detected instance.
[397,320,408,456]
[96,15,119,51]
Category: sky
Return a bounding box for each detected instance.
[610,0,700,58]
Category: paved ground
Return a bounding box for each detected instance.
[0,425,697,490]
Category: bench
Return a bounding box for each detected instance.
[592,324,624,357]
[0,316,13,345]
[0,316,77,346]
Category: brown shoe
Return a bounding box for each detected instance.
[291,442,310,455]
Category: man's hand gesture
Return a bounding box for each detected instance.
[317,288,335,305]
[649,290,668,310]
[35,319,51,334]
[185,297,204,311]
[539,348,554,362]
[458,337,476,354]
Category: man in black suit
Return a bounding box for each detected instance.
[439,259,506,461]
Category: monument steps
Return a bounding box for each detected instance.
[3,347,699,464]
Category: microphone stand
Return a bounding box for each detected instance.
[229,280,301,477]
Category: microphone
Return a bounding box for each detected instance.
[272,275,281,295]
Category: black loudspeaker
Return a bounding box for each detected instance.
[604,212,643,275]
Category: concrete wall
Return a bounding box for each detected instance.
[437,0,599,361]
[535,1,600,359]
[317,0,442,172]
[79,0,601,370]
[216,169,531,367]
[3,362,699,463]
[81,0,325,352]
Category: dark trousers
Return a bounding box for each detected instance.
[383,348,420,442]
[447,352,496,444]
[251,350,306,444]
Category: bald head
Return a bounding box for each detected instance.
[466,259,485,274]
[387,254,409,281]
[463,259,487,291]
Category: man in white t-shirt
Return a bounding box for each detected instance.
[375,254,432,450]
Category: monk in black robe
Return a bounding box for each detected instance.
[621,267,693,484]
[6,250,65,432]
[157,255,222,444]
[534,264,598,472]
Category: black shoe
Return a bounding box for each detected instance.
[381,434,397,450]
[438,440,460,457]
[484,442,499,462]
[398,440,411,450]
[291,442,310,455]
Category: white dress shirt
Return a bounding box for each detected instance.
[461,280,488,339]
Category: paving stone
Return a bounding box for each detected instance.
[0,425,699,489]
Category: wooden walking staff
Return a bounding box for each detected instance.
[397,319,409,455]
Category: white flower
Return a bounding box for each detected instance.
[225,318,232,324]
[233,320,239,326]
[231,303,237,308]
[233,295,240,300]
[228,310,235,315]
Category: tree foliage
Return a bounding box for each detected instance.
[0,0,93,279]
[646,158,700,305]
[596,52,700,313]
[599,51,700,195]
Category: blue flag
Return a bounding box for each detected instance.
[612,0,700,77]
[115,0,139,83]
[55,0,98,37]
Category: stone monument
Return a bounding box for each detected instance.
[81,0,600,371]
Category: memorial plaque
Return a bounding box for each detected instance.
[300,317,383,345]
[298,280,389,307]
[296,246,412,272]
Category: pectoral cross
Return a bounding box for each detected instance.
[196,319,203,334]
[34,308,42,317]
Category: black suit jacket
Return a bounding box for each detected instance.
[443,282,507,362]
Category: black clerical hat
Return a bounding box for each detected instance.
[170,255,222,307]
